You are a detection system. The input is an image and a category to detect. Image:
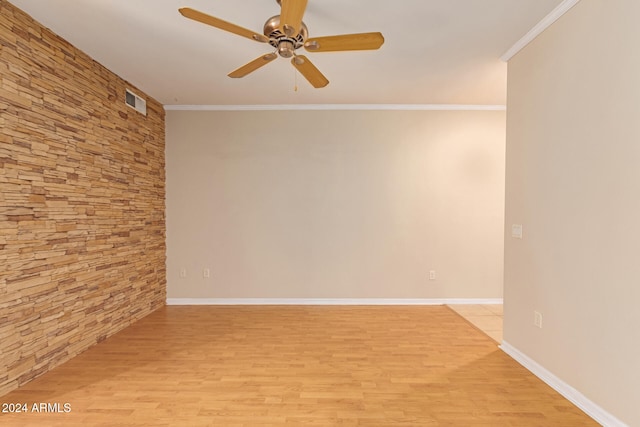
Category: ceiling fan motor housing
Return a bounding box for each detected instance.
[263,15,308,58]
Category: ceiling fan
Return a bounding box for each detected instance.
[179,0,384,88]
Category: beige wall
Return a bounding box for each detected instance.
[504,0,640,425]
[167,109,505,299]
[1,1,166,395]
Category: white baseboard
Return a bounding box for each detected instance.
[500,341,628,427]
[166,298,503,306]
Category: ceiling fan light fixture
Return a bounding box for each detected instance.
[278,40,295,58]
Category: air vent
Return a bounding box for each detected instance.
[125,89,147,115]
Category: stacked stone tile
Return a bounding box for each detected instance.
[0,0,166,395]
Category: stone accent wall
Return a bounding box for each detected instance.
[0,0,166,395]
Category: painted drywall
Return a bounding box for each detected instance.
[0,1,166,395]
[167,109,505,299]
[504,0,640,425]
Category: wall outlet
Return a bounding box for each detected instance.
[179,268,187,278]
[429,270,436,280]
[203,268,210,278]
[534,311,543,328]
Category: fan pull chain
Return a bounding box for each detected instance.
[294,67,298,92]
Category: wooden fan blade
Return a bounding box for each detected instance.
[228,53,278,78]
[291,55,329,88]
[280,0,308,37]
[179,7,269,43]
[304,32,385,52]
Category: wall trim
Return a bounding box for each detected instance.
[501,0,582,61]
[500,341,628,427]
[163,104,506,112]
[166,298,503,306]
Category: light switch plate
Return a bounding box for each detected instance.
[534,311,543,328]
[511,224,523,239]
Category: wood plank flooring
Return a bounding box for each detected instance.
[0,306,597,426]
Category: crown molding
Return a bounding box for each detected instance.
[163,104,506,112]
[501,0,582,62]
[166,298,504,306]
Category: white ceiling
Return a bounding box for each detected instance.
[10,0,564,106]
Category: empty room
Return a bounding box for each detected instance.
[1,0,638,426]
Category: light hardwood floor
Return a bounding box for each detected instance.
[0,306,596,426]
